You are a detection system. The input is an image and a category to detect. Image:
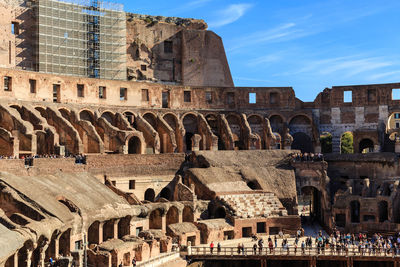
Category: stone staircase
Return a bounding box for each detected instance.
[218,192,288,219]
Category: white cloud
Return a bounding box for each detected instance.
[367,70,400,81]
[208,4,253,28]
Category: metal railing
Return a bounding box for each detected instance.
[189,246,400,258]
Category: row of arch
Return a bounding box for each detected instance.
[320,132,376,154]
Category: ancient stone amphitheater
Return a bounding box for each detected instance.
[1,0,400,266]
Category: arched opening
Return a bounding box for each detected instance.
[289,115,313,152]
[247,181,261,190]
[118,216,131,239]
[320,132,332,153]
[160,187,172,201]
[340,132,354,154]
[216,207,226,218]
[269,115,284,133]
[143,113,157,129]
[378,201,388,222]
[248,115,264,149]
[149,209,163,229]
[101,112,115,126]
[79,110,94,123]
[0,128,13,157]
[59,229,71,256]
[291,132,313,153]
[206,114,224,150]
[128,136,142,154]
[166,206,179,227]
[359,138,374,153]
[88,221,100,245]
[182,206,194,222]
[45,231,58,262]
[103,220,114,242]
[299,186,322,224]
[123,112,135,127]
[350,200,360,223]
[183,114,198,152]
[226,114,244,150]
[144,188,155,202]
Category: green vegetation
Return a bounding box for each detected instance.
[340,132,354,154]
[320,132,332,153]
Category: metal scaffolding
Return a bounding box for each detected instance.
[35,0,126,80]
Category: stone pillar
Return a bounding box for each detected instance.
[98,221,105,244]
[54,236,61,259]
[31,133,37,156]
[26,249,33,267]
[12,130,19,158]
[161,216,167,232]
[178,212,183,224]
[12,253,18,267]
[113,219,120,239]
[40,242,50,267]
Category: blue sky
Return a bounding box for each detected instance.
[117,0,400,102]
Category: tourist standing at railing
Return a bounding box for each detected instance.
[210,241,214,254]
[269,239,274,253]
[301,241,305,254]
[217,242,221,254]
[253,243,257,255]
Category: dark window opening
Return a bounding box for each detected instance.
[99,86,106,99]
[142,89,149,101]
[53,84,60,103]
[162,91,169,108]
[29,79,36,93]
[129,180,135,190]
[77,84,84,98]
[120,87,127,101]
[164,41,173,53]
[227,92,235,105]
[363,215,375,222]
[205,91,212,103]
[367,89,376,102]
[257,222,266,233]
[270,92,279,104]
[184,91,191,103]
[4,76,11,91]
[141,65,147,71]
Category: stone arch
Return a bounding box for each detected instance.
[127,135,142,154]
[163,113,179,130]
[359,138,374,153]
[271,132,281,149]
[182,206,194,222]
[101,111,115,126]
[205,114,224,150]
[160,187,172,201]
[247,181,261,190]
[226,113,243,150]
[79,109,95,123]
[123,111,135,127]
[143,112,157,129]
[289,115,313,152]
[269,114,285,132]
[58,107,71,120]
[378,200,388,222]
[103,220,114,242]
[149,208,163,229]
[182,113,198,152]
[247,114,265,149]
[118,216,131,239]
[0,127,13,156]
[163,112,183,152]
[291,132,313,153]
[59,228,71,256]
[350,200,360,223]
[45,230,59,261]
[166,206,179,227]
[5,253,16,267]
[144,188,155,202]
[88,221,100,245]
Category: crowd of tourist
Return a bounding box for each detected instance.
[291,152,324,162]
[204,228,400,256]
